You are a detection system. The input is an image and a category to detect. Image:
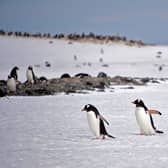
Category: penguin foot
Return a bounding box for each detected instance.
[92,137,100,140]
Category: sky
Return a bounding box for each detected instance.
[0,0,168,44]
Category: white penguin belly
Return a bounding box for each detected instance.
[7,78,16,92]
[26,70,34,83]
[87,111,100,138]
[135,107,155,135]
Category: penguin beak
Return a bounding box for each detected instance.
[132,101,135,104]
[81,108,85,112]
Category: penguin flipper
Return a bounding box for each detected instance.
[148,109,162,115]
[99,115,109,125]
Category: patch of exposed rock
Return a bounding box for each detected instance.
[0,75,165,97]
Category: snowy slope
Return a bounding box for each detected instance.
[0,36,168,82]
[0,36,168,168]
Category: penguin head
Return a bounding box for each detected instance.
[81,104,96,112]
[10,66,19,75]
[28,66,33,71]
[132,99,146,107]
[13,66,19,71]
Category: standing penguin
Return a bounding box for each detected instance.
[82,104,115,139]
[26,66,36,84]
[132,99,163,135]
[7,75,16,93]
[10,66,19,81]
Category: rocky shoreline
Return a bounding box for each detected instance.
[0,73,167,97]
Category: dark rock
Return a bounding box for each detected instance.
[120,86,135,89]
[141,78,150,84]
[95,82,105,89]
[102,64,109,67]
[85,82,93,86]
[0,80,7,85]
[151,80,160,84]
[0,88,7,97]
[45,61,51,67]
[112,76,141,85]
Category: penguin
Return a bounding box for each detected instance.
[26,66,36,84]
[10,66,19,81]
[81,104,115,139]
[132,99,163,135]
[7,75,16,93]
[75,73,91,78]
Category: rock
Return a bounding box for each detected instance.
[0,88,7,97]
[0,75,152,96]
[140,78,150,84]
[45,61,51,67]
[0,80,7,85]
[102,64,109,67]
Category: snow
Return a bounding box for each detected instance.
[0,36,168,168]
[1,36,168,81]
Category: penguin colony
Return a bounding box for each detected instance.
[5,66,164,139]
[6,66,38,93]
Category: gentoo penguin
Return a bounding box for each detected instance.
[82,104,115,139]
[132,99,163,135]
[10,66,19,81]
[26,66,36,84]
[7,76,16,93]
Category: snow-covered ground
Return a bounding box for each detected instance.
[0,36,168,168]
[0,36,168,81]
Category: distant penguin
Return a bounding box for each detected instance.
[99,57,103,63]
[39,76,48,82]
[26,66,36,84]
[10,66,19,81]
[7,76,16,93]
[75,73,91,78]
[132,99,163,135]
[73,55,77,61]
[82,104,115,139]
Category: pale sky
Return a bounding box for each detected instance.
[0,0,168,44]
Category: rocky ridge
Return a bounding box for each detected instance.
[0,73,166,97]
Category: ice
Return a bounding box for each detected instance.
[0,36,168,168]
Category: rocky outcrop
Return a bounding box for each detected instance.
[0,75,166,97]
[0,30,146,46]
